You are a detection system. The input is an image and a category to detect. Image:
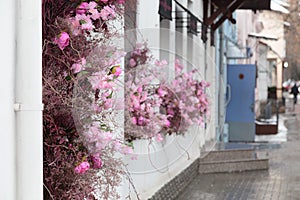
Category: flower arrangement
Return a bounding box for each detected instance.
[124,44,210,141]
[43,0,132,199]
[43,0,210,199]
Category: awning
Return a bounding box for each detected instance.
[270,0,289,14]
[239,0,271,10]
[203,0,271,44]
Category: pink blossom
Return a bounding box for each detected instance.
[81,20,95,30]
[91,156,103,169]
[167,108,174,115]
[75,14,95,30]
[137,116,144,125]
[92,103,102,112]
[132,117,137,125]
[121,146,133,155]
[156,134,163,142]
[111,66,122,76]
[69,18,81,36]
[54,32,69,50]
[74,161,90,174]
[154,59,168,67]
[157,88,167,97]
[129,58,137,67]
[165,119,171,127]
[175,59,183,73]
[117,0,125,4]
[100,5,116,21]
[100,0,109,3]
[104,99,113,109]
[71,58,86,74]
[113,140,122,151]
[114,67,122,76]
[89,8,101,20]
[76,2,89,14]
[88,1,98,9]
[137,86,143,93]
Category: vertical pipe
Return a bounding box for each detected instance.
[219,24,224,142]
[0,0,17,199]
[15,0,43,199]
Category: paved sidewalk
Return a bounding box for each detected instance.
[176,103,300,200]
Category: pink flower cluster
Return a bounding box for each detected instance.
[159,60,210,133]
[128,43,149,67]
[126,55,210,138]
[75,161,90,174]
[69,1,117,35]
[53,32,70,50]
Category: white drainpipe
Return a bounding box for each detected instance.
[0,0,17,199]
[14,0,43,199]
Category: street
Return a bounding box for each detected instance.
[176,101,300,200]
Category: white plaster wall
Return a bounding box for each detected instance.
[0,1,16,199]
[257,43,269,102]
[236,10,259,65]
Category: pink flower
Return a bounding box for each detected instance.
[75,14,95,30]
[156,134,163,142]
[117,0,125,4]
[69,18,81,36]
[100,5,116,21]
[157,88,167,97]
[113,140,122,151]
[104,99,113,109]
[167,108,174,115]
[54,32,69,50]
[175,59,183,73]
[74,161,90,174]
[137,86,143,93]
[114,67,122,76]
[111,66,122,76]
[154,59,168,67]
[100,0,109,3]
[165,119,171,127]
[81,20,95,30]
[132,117,137,125]
[76,2,89,14]
[88,1,98,9]
[91,156,103,169]
[137,116,144,125]
[129,58,137,67]
[71,58,86,74]
[89,8,101,20]
[121,146,133,155]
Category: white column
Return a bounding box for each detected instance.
[0,0,17,199]
[15,0,43,199]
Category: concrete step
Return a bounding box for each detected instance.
[199,158,269,174]
[200,148,255,162]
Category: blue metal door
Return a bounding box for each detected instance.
[226,64,256,142]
